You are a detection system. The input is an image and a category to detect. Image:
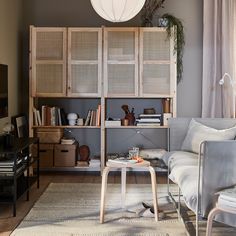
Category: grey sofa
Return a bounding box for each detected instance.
[165,118,236,230]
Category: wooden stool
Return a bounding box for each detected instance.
[100,160,159,223]
[206,200,236,236]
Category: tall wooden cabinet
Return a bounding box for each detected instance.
[30,27,67,97]
[103,28,139,97]
[29,26,177,173]
[68,28,102,97]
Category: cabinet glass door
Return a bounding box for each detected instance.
[104,28,138,97]
[31,28,67,97]
[140,28,176,97]
[68,28,102,97]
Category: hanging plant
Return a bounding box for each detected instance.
[161,13,185,83]
[140,0,166,27]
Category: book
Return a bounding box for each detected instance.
[61,138,75,145]
[89,110,94,126]
[136,118,161,122]
[92,110,97,126]
[96,104,101,126]
[36,110,42,126]
[60,108,68,125]
[107,158,138,165]
[136,123,161,126]
[77,160,89,167]
[85,110,91,126]
[33,107,38,126]
[58,108,62,126]
[41,105,46,126]
[139,114,162,118]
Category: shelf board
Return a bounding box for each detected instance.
[105,126,168,129]
[32,126,101,129]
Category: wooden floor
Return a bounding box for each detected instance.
[0,171,167,236]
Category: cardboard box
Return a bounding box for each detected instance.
[32,144,54,168]
[36,128,63,143]
[54,143,78,167]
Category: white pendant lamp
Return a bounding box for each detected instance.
[90,0,146,22]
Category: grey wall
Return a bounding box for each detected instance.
[22,0,203,117]
[0,0,23,131]
[22,0,203,155]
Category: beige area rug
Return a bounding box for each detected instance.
[11,183,186,236]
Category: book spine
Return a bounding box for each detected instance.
[33,107,38,126]
[36,110,42,126]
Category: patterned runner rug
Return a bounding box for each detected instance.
[11,183,186,236]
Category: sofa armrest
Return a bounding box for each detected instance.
[199,140,236,216]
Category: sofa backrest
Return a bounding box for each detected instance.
[168,118,236,151]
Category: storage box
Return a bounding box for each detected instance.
[54,144,78,167]
[36,128,63,144]
[32,144,54,168]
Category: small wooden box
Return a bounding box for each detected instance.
[54,144,77,167]
[32,144,54,168]
[36,128,63,144]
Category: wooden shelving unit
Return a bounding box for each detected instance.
[29,26,177,174]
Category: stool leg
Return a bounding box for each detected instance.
[121,167,126,209]
[149,166,158,222]
[100,167,110,223]
[206,207,221,236]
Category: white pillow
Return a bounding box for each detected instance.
[181,119,236,153]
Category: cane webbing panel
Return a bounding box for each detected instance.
[108,32,135,61]
[36,32,64,60]
[36,64,63,93]
[108,64,135,95]
[143,64,170,94]
[143,31,170,61]
[71,64,98,94]
[71,32,98,60]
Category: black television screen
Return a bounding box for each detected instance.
[0,64,8,118]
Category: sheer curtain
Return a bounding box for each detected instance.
[202,0,236,118]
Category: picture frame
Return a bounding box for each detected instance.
[11,114,28,138]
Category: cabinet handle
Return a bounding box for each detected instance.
[61,150,69,153]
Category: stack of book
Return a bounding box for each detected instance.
[0,158,25,176]
[33,106,67,126]
[61,138,75,145]
[89,158,100,168]
[77,160,89,167]
[136,114,162,126]
[84,105,101,126]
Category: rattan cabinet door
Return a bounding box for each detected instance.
[68,28,102,97]
[139,28,176,97]
[103,28,139,97]
[31,27,67,97]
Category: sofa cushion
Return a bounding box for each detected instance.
[181,119,236,153]
[169,165,198,213]
[164,151,198,169]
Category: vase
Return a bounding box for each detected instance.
[142,18,153,27]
